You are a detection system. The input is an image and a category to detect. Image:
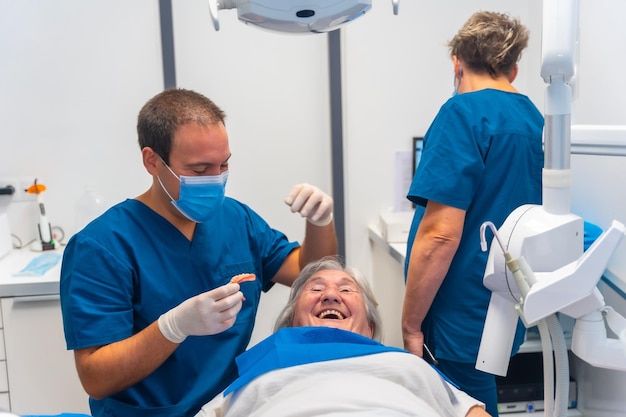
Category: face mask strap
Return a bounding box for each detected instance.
[453,63,463,96]
[157,175,177,203]
[156,156,180,204]
[159,156,180,181]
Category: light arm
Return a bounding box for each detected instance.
[208,0,401,33]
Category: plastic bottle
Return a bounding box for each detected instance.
[74,186,108,233]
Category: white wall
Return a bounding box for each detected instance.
[0,2,542,340]
[1,0,626,413]
[171,2,332,232]
[171,1,333,344]
[341,0,541,277]
[0,0,162,241]
[0,1,332,346]
[573,0,626,125]
[567,2,626,408]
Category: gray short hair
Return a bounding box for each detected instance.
[448,11,529,78]
[273,256,384,342]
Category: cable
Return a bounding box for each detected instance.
[51,225,65,245]
[11,234,23,249]
[480,221,531,299]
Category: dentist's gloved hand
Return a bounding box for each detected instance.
[284,183,334,227]
[158,283,243,344]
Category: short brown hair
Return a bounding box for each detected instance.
[137,88,226,164]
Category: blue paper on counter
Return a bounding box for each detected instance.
[13,253,61,277]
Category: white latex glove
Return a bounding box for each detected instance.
[158,283,243,343]
[284,183,334,227]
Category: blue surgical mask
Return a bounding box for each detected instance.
[158,158,228,223]
[453,63,463,96]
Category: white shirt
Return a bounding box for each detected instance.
[196,351,485,417]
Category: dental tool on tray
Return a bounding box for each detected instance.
[26,179,57,251]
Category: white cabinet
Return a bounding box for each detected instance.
[0,249,90,415]
[368,226,406,349]
[1,295,90,415]
[0,314,11,411]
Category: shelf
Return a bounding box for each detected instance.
[368,224,406,264]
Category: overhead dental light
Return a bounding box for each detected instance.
[208,0,399,33]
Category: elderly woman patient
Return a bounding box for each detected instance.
[196,257,490,417]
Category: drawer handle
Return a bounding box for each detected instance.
[13,294,60,303]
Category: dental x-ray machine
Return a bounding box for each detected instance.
[477,0,626,416]
[207,0,399,33]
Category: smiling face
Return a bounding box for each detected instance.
[292,269,373,338]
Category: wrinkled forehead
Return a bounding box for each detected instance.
[305,270,359,287]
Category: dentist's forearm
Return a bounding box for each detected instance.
[74,321,177,399]
[299,219,338,267]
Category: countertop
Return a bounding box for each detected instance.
[368,223,407,264]
[0,247,63,297]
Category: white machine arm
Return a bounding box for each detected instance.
[572,307,626,371]
[523,220,625,324]
[478,0,626,380]
[477,214,626,376]
[520,220,626,372]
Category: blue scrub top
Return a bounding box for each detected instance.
[60,198,298,417]
[405,89,544,363]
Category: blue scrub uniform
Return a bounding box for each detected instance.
[60,198,298,417]
[405,89,543,414]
